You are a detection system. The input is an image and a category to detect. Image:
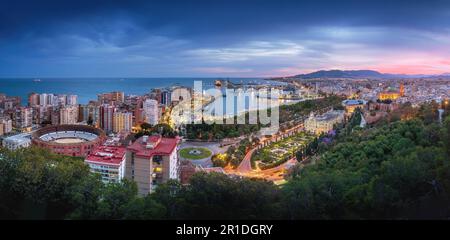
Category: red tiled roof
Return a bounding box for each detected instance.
[85,145,126,166]
[127,135,179,158]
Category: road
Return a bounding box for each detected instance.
[236,148,255,173]
[233,122,304,177]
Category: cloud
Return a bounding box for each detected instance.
[185,41,304,62]
[1,1,450,77]
[193,67,254,74]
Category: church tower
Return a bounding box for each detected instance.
[399,83,405,97]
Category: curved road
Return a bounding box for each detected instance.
[235,123,304,174]
[236,148,256,172]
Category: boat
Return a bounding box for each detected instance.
[33,79,41,82]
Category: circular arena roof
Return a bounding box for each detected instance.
[32,125,106,146]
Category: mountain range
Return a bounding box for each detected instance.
[289,70,449,79]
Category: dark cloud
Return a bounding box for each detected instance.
[1,0,450,77]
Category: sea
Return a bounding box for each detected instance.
[0,78,285,105]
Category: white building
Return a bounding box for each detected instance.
[305,110,345,135]
[85,145,127,183]
[66,95,78,106]
[0,118,13,134]
[2,132,32,150]
[143,99,159,125]
[60,105,79,124]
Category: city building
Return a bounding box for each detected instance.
[161,89,172,106]
[126,135,180,195]
[171,87,191,104]
[14,107,33,129]
[342,99,366,114]
[0,118,13,135]
[28,93,40,107]
[150,88,162,104]
[1,96,21,110]
[56,94,67,106]
[39,93,49,106]
[51,109,60,125]
[2,132,32,150]
[143,99,159,125]
[100,104,116,133]
[60,105,79,124]
[81,103,100,126]
[378,83,405,101]
[305,110,345,135]
[85,145,127,183]
[31,125,106,157]
[66,95,78,105]
[113,111,133,133]
[98,91,125,104]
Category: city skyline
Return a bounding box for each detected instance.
[1,0,450,78]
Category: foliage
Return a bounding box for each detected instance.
[183,95,344,140]
[284,118,450,219]
[2,107,450,219]
[252,132,314,169]
[135,123,177,139]
[179,147,212,160]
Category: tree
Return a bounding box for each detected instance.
[141,122,153,130]
[95,180,139,219]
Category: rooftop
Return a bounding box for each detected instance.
[3,132,33,144]
[127,135,179,158]
[313,110,345,121]
[85,145,126,166]
[343,99,366,106]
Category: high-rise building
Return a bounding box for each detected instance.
[34,105,53,124]
[161,89,172,106]
[143,99,159,125]
[132,108,143,125]
[60,105,79,124]
[67,95,78,105]
[126,135,180,195]
[81,103,100,126]
[28,93,40,107]
[150,88,162,103]
[98,92,125,104]
[2,96,21,110]
[113,111,133,133]
[0,118,13,134]
[14,107,33,129]
[39,93,48,106]
[56,94,67,106]
[100,104,116,133]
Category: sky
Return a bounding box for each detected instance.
[1,0,450,77]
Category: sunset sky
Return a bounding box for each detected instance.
[1,0,450,77]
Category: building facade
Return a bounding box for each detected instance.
[2,132,32,150]
[60,105,79,124]
[143,99,159,125]
[100,104,116,133]
[113,111,133,133]
[14,107,33,129]
[125,135,180,195]
[85,145,126,183]
[305,110,345,135]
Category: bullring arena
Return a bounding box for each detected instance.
[32,125,106,157]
